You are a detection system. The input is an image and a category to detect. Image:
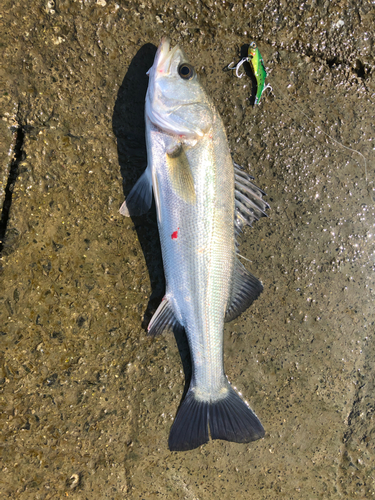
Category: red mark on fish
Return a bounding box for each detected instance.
[171,227,180,240]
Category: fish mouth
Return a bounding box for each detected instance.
[147,38,182,77]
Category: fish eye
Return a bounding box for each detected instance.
[178,63,194,80]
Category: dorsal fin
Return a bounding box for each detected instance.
[225,258,263,323]
[234,163,269,231]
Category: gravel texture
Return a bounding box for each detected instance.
[1,1,375,498]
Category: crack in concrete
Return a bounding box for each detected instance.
[0,121,25,255]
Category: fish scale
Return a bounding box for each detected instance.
[120,38,269,451]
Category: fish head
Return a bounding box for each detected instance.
[146,38,212,140]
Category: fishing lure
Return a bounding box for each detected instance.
[248,42,269,104]
[227,42,368,179]
[227,41,272,105]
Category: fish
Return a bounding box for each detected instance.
[247,41,268,105]
[120,38,269,451]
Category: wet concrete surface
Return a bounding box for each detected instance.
[1,1,375,498]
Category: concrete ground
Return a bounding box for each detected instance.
[1,1,374,498]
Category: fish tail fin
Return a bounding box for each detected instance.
[168,389,209,452]
[168,384,264,451]
[209,386,265,444]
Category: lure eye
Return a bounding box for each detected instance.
[250,42,257,49]
[178,63,195,80]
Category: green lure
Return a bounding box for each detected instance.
[247,41,268,105]
[227,41,270,106]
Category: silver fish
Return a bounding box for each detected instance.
[120,39,269,451]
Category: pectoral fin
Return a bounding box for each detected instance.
[166,144,196,204]
[119,166,153,217]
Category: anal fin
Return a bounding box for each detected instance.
[148,296,183,336]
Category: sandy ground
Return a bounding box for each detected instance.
[1,1,375,498]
